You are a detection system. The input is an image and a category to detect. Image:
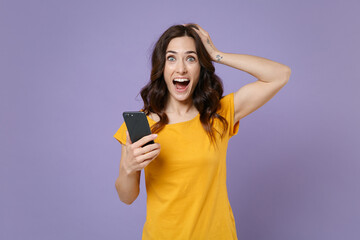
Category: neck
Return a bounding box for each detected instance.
[165,96,196,115]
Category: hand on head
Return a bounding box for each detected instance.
[183,24,219,60]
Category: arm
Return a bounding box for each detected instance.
[216,53,291,122]
[115,132,160,205]
[190,24,291,122]
[115,144,141,205]
[212,53,291,84]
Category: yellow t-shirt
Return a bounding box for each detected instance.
[114,93,240,240]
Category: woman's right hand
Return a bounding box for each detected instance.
[121,131,160,175]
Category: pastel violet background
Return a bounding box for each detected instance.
[1,0,359,239]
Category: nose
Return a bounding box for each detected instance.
[175,59,187,74]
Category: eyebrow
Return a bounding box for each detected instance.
[166,50,197,55]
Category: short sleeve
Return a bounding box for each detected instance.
[219,93,239,137]
[113,122,127,145]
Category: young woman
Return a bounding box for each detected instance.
[114,23,291,240]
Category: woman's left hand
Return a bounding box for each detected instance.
[186,24,221,62]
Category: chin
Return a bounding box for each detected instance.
[172,92,192,102]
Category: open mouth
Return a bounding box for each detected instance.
[173,78,190,90]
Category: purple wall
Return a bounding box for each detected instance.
[1,0,359,239]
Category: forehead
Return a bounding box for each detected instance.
[166,36,196,53]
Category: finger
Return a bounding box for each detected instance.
[138,157,157,169]
[135,149,160,163]
[190,27,205,40]
[134,142,160,156]
[132,134,158,149]
[192,26,209,42]
[192,24,208,35]
[185,23,200,33]
[126,131,132,145]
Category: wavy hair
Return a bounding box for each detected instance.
[140,24,228,144]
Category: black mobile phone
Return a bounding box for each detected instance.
[123,111,154,147]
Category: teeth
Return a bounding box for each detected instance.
[173,78,190,82]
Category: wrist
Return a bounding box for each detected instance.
[120,163,137,177]
[212,50,224,62]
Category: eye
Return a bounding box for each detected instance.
[187,56,196,62]
[167,56,175,61]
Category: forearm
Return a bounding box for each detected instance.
[212,51,291,83]
[115,166,140,205]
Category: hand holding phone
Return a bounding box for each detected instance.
[122,126,160,175]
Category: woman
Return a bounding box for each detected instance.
[114,24,291,239]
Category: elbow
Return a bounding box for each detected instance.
[270,65,291,85]
[117,191,138,205]
[115,182,139,205]
[121,198,136,205]
[281,66,291,83]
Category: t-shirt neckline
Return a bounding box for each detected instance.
[147,113,200,126]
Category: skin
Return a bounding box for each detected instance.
[115,24,292,204]
[161,36,201,124]
[115,131,160,204]
[164,36,200,103]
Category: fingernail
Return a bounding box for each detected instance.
[153,134,158,137]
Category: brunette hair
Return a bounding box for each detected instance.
[140,24,228,143]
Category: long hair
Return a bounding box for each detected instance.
[140,24,228,144]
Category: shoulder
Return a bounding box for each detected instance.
[218,93,235,114]
[148,112,160,122]
[217,92,240,137]
[114,121,127,145]
[222,92,234,101]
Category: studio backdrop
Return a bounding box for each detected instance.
[1,0,359,239]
